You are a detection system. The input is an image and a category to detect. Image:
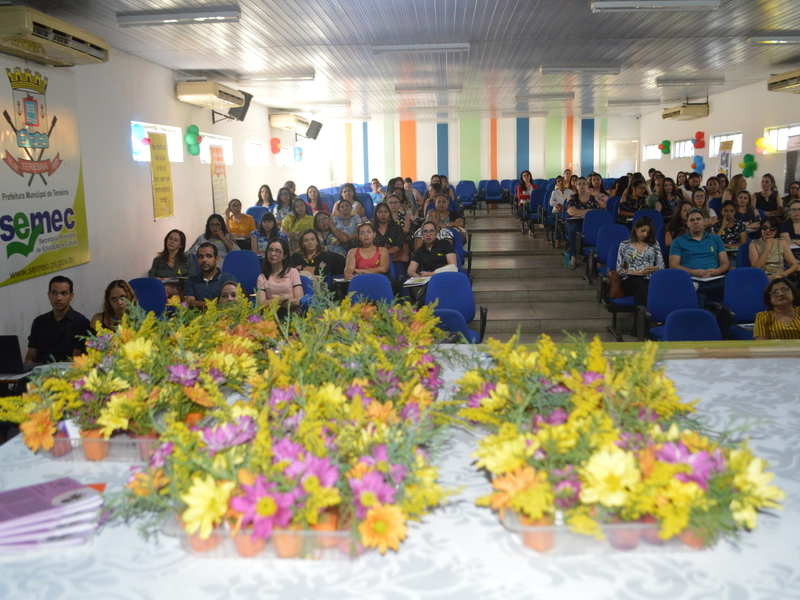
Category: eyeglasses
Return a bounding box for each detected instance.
[770,287,791,296]
[760,226,777,231]
[266,248,283,255]
[209,222,222,228]
[422,229,437,235]
[789,208,800,212]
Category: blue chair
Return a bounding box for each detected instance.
[433,308,480,343]
[412,181,427,197]
[605,196,621,218]
[656,225,668,264]
[632,209,664,232]
[737,240,752,268]
[320,194,335,211]
[425,272,487,343]
[576,210,613,278]
[637,269,700,341]
[708,197,722,215]
[128,278,167,316]
[708,268,769,340]
[525,189,548,235]
[599,244,637,341]
[534,179,547,188]
[588,224,629,285]
[348,273,394,304]
[447,227,471,274]
[298,276,315,312]
[664,309,722,341]
[483,180,504,211]
[356,193,375,219]
[500,179,513,210]
[221,250,261,296]
[246,206,268,224]
[456,180,477,214]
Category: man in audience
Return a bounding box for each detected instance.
[25,275,91,363]
[669,208,729,304]
[184,242,237,309]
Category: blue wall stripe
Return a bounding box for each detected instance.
[516,118,530,176]
[362,122,369,183]
[436,123,449,176]
[581,119,595,176]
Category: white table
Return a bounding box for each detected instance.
[1,357,797,600]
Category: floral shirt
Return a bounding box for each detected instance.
[565,194,603,215]
[318,230,347,257]
[711,220,746,245]
[615,240,664,279]
[250,229,287,252]
[272,203,292,224]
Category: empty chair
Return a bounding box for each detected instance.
[575,210,613,272]
[425,271,487,343]
[663,309,722,341]
[632,208,664,232]
[637,269,700,341]
[356,193,375,219]
[246,206,269,224]
[412,181,427,197]
[128,278,167,316]
[348,273,394,304]
[456,180,477,214]
[433,308,480,343]
[483,180,504,210]
[588,224,630,284]
[708,267,769,340]
[599,244,637,341]
[220,250,261,296]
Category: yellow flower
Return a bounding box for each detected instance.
[20,409,56,452]
[579,447,641,507]
[180,475,236,540]
[127,468,170,497]
[490,466,553,520]
[309,383,347,407]
[729,451,785,529]
[481,382,510,411]
[123,338,155,369]
[358,503,408,554]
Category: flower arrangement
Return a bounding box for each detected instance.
[456,335,785,550]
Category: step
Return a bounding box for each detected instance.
[480,301,612,334]
[471,266,581,279]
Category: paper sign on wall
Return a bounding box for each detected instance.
[149,132,174,220]
[718,140,733,179]
[210,145,228,214]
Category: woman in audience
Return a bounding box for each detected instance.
[569,174,578,191]
[225,198,256,239]
[372,202,408,273]
[403,177,423,208]
[588,173,608,203]
[565,177,604,269]
[306,185,327,213]
[617,179,646,224]
[91,280,137,331]
[734,190,761,233]
[517,170,536,215]
[608,175,629,198]
[332,183,365,218]
[149,229,195,297]
[421,182,443,216]
[256,184,275,208]
[654,177,682,219]
[189,214,237,265]
[314,210,349,257]
[272,187,294,224]
[681,172,703,201]
[717,173,729,192]
[780,199,800,246]
[616,216,664,306]
[664,200,692,246]
[431,194,467,240]
[281,197,315,252]
[332,198,363,247]
[754,173,783,217]
[291,229,336,278]
[256,238,303,313]
[371,178,385,197]
[711,201,748,247]
[750,216,799,280]
[250,212,285,257]
[689,188,718,228]
[705,176,722,200]
[407,221,458,278]
[754,278,800,340]
[386,193,412,234]
[412,211,454,252]
[782,181,800,206]
[283,180,298,201]
[646,175,663,208]
[344,222,390,280]
[440,175,455,201]
[722,173,747,203]
[218,281,238,305]
[676,171,687,189]
[548,176,572,248]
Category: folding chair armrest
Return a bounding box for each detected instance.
[636,305,652,341]
[466,233,473,253]
[706,302,734,339]
[575,232,585,256]
[478,306,488,343]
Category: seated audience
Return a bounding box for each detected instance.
[733,190,760,234]
[754,173,783,218]
[283,180,298,201]
[689,188,718,228]
[705,176,722,200]
[218,281,239,305]
[780,199,800,246]
[372,202,408,272]
[91,280,137,331]
[255,238,303,313]
[314,210,349,258]
[25,276,91,363]
[403,177,422,208]
[669,208,730,304]
[344,222,390,280]
[272,187,294,224]
[291,229,341,277]
[548,176,572,248]
[608,175,630,198]
[412,211,454,252]
[681,172,703,201]
[711,201,747,247]
[407,221,458,277]
[721,173,747,203]
[616,217,665,306]
[588,173,609,203]
[516,170,537,212]
[371,178,385,197]
[184,242,237,309]
[749,216,799,281]
[386,194,412,234]
[664,201,692,246]
[754,278,800,340]
[306,185,327,214]
[430,194,467,240]
[440,175,455,201]
[149,229,195,297]
[189,214,237,266]
[617,179,647,224]
[566,177,604,269]
[256,184,275,208]
[421,182,443,216]
[676,171,687,190]
[716,173,729,192]
[250,212,286,257]
[332,183,364,218]
[332,198,363,247]
[225,198,256,238]
[653,177,682,219]
[281,197,315,252]
[782,181,800,206]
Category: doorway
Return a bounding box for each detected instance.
[605,139,639,178]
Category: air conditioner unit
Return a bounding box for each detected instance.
[269,113,311,130]
[767,69,800,93]
[662,104,709,120]
[0,6,110,67]
[176,81,245,110]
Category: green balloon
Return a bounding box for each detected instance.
[661,148,670,154]
[743,153,754,162]
[188,143,201,156]
[184,132,198,145]
[662,140,670,146]
[742,168,753,178]
[187,124,200,135]
[746,161,757,171]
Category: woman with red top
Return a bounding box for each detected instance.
[516,170,537,217]
[344,222,390,280]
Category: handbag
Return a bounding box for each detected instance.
[607,270,624,299]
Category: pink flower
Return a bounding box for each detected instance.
[468,382,496,408]
[148,441,174,469]
[285,455,339,489]
[230,476,293,540]
[167,364,200,386]
[656,442,722,491]
[200,416,256,456]
[400,402,421,424]
[348,471,396,518]
[581,371,604,386]
[273,437,303,463]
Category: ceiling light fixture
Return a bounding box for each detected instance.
[370,43,470,55]
[294,100,351,107]
[395,86,463,93]
[237,72,315,82]
[117,8,240,27]
[656,77,725,87]
[502,111,549,118]
[591,1,720,13]
[540,66,620,74]
[406,106,460,113]
[515,93,575,101]
[748,36,800,45]
[607,99,661,106]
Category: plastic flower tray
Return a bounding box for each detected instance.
[162,516,367,560]
[45,434,160,463]
[501,511,710,555]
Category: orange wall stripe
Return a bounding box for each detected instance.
[345,122,353,183]
[565,117,574,171]
[490,118,498,180]
[399,120,417,181]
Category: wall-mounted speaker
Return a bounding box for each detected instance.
[306,120,322,140]
[228,91,253,122]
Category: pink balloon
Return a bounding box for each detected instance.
[196,136,203,144]
[141,137,151,145]
[755,147,764,155]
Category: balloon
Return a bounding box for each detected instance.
[742,168,753,178]
[196,136,203,144]
[765,143,777,153]
[661,148,670,154]
[188,143,201,156]
[743,153,754,162]
[691,139,697,145]
[755,137,765,148]
[132,124,145,139]
[187,124,200,135]
[695,131,704,140]
[693,155,702,162]
[691,163,696,169]
[658,144,664,150]
[738,161,747,169]
[142,137,151,145]
[270,137,282,154]
[756,147,764,155]
[695,141,705,149]
[294,147,303,161]
[184,132,198,145]
[746,161,757,170]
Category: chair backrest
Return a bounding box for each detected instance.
[447,227,465,270]
[300,275,314,296]
[485,180,502,196]
[320,193,335,209]
[656,225,668,263]
[646,269,699,323]
[664,308,722,341]
[530,188,548,211]
[456,180,476,198]
[220,250,261,296]
[511,179,521,195]
[246,206,269,224]
[348,273,394,304]
[723,267,769,323]
[299,193,309,202]
[477,180,489,192]
[128,278,167,315]
[595,225,630,262]
[412,181,427,196]
[356,193,374,219]
[632,208,664,232]
[425,272,475,322]
[605,196,621,218]
[607,243,622,274]
[500,179,512,192]
[433,308,475,343]
[581,210,614,247]
[737,240,752,268]
[534,179,547,188]
[708,197,722,215]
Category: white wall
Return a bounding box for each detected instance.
[639,81,798,191]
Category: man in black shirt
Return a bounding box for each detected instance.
[184,242,237,309]
[25,276,91,363]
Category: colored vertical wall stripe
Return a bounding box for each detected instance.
[345,122,353,183]
[399,120,417,181]
[459,119,481,183]
[490,118,498,180]
[383,119,394,179]
[362,122,369,184]
[565,117,574,172]
[516,118,529,177]
[599,118,608,177]
[437,123,449,177]
[581,119,595,176]
[544,117,563,178]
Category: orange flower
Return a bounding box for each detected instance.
[490,466,546,511]
[639,446,657,478]
[228,323,255,340]
[117,327,133,343]
[358,503,407,554]
[217,341,248,356]
[237,467,256,486]
[365,400,397,424]
[360,304,377,320]
[127,468,170,497]
[346,461,374,480]
[251,319,278,338]
[71,354,90,369]
[183,384,214,407]
[20,409,56,452]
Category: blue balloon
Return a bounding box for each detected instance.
[694,155,702,162]
[692,139,697,144]
[132,123,145,139]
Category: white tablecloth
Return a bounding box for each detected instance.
[1,358,798,600]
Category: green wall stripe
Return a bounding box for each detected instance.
[599,118,608,177]
[459,119,481,182]
[384,119,395,178]
[544,117,562,178]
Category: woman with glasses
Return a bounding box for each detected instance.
[749,216,799,280]
[313,210,348,257]
[407,221,457,278]
[189,214,237,265]
[272,187,294,225]
[754,278,800,340]
[256,238,302,313]
[344,222,390,280]
[780,199,800,248]
[689,188,718,228]
[250,212,286,257]
[782,181,800,206]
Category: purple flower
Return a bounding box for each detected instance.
[615,432,646,451]
[270,387,295,407]
[230,476,293,540]
[148,441,173,469]
[656,442,722,491]
[468,382,496,408]
[137,371,150,382]
[200,417,256,456]
[349,471,397,518]
[285,455,339,489]
[539,378,570,394]
[582,371,604,386]
[637,407,660,422]
[167,364,200,387]
[87,333,112,351]
[246,314,262,323]
[273,437,304,463]
[282,410,304,431]
[400,402,421,424]
[208,368,225,385]
[345,382,373,407]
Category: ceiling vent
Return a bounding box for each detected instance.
[269,113,310,130]
[767,69,800,93]
[0,6,110,66]
[662,104,709,120]
[176,81,245,110]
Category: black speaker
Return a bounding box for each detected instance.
[306,120,322,140]
[228,91,253,122]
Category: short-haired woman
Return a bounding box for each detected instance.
[754,278,800,340]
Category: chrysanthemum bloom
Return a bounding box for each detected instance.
[358,503,407,554]
[230,475,293,539]
[579,447,640,507]
[201,416,256,456]
[167,364,200,387]
[180,475,236,539]
[349,471,397,518]
[20,409,56,452]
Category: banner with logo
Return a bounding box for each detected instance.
[209,145,228,214]
[0,59,90,287]
[718,140,733,180]
[149,132,174,220]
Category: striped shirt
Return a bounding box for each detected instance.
[754,306,800,340]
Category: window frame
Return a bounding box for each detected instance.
[131,121,184,163]
[709,132,743,158]
[765,123,800,153]
[643,144,661,162]
[672,139,694,160]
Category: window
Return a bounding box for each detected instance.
[246,140,270,166]
[672,140,694,159]
[765,123,800,153]
[131,121,184,162]
[709,132,742,157]
[643,144,661,161]
[199,133,233,165]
